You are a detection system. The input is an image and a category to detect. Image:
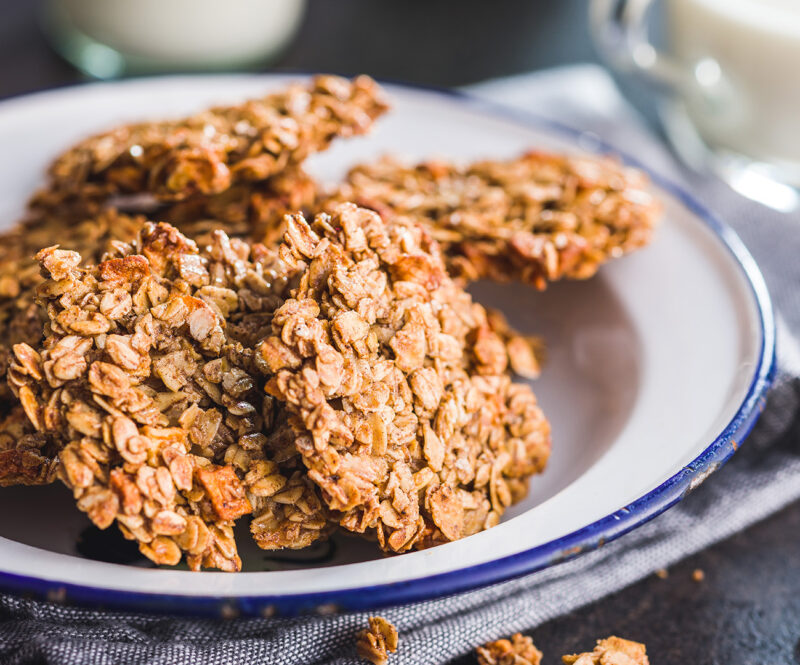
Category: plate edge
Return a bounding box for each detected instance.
[0,76,777,618]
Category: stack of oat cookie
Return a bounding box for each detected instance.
[0,75,660,570]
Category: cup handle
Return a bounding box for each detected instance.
[589,0,682,89]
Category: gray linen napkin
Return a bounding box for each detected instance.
[2,65,799,665]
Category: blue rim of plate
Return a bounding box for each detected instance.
[0,77,776,617]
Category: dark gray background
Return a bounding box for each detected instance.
[0,1,797,663]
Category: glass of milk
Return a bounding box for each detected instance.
[43,0,307,78]
[591,0,800,211]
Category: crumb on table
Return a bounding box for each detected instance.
[356,616,398,665]
[476,632,542,665]
[562,635,649,665]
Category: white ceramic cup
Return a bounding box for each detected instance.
[591,0,800,209]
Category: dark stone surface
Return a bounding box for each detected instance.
[0,2,795,663]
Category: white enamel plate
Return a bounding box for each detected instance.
[0,76,774,616]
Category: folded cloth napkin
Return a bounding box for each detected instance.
[2,64,799,665]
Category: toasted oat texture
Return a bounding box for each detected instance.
[0,166,315,486]
[562,636,649,665]
[0,208,147,391]
[484,308,543,380]
[477,633,543,665]
[7,222,329,568]
[325,152,661,289]
[0,209,152,486]
[356,616,398,665]
[158,167,317,247]
[44,75,387,204]
[30,167,317,246]
[161,179,544,379]
[1,171,314,373]
[0,406,58,486]
[257,204,551,553]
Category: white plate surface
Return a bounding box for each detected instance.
[0,76,774,615]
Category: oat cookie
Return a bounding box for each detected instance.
[0,169,314,486]
[257,204,551,553]
[325,152,660,288]
[44,75,386,205]
[6,222,330,568]
[0,209,152,486]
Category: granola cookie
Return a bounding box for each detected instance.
[0,208,147,395]
[257,204,551,553]
[324,152,660,289]
[7,222,328,568]
[43,75,387,205]
[0,167,315,486]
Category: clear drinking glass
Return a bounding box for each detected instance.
[591,0,800,211]
[43,0,307,79]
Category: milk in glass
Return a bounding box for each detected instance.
[667,0,800,165]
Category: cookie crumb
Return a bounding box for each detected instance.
[356,616,398,665]
[692,568,705,582]
[562,636,649,665]
[655,568,668,579]
[477,633,542,665]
